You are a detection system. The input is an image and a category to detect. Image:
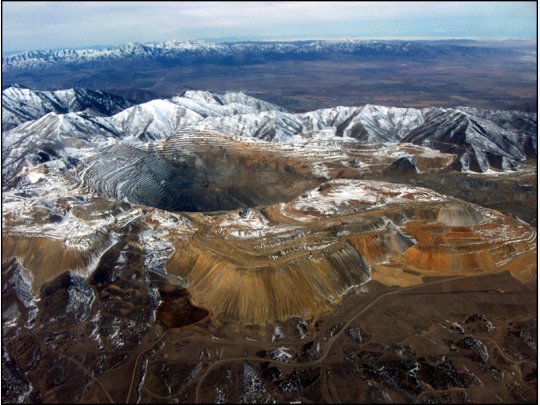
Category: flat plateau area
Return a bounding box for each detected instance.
[5,53,536,112]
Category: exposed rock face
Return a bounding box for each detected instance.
[39,272,95,324]
[2,258,38,329]
[80,143,188,210]
[383,155,420,175]
[403,107,536,172]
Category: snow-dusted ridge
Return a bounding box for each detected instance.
[2,86,537,182]
[1,84,134,131]
[2,39,517,72]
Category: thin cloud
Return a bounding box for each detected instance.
[2,1,536,52]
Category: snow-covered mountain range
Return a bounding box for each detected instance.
[2,85,537,187]
[2,39,516,72]
[2,84,134,130]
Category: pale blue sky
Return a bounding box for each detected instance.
[3,1,537,52]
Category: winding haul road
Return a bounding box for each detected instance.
[117,263,532,403]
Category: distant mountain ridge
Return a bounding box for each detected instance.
[2,39,518,72]
[2,86,536,178]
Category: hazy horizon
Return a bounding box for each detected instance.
[3,1,536,53]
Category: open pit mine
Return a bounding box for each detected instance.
[2,87,537,403]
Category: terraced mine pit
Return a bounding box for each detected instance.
[2,90,537,404]
[77,129,320,213]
